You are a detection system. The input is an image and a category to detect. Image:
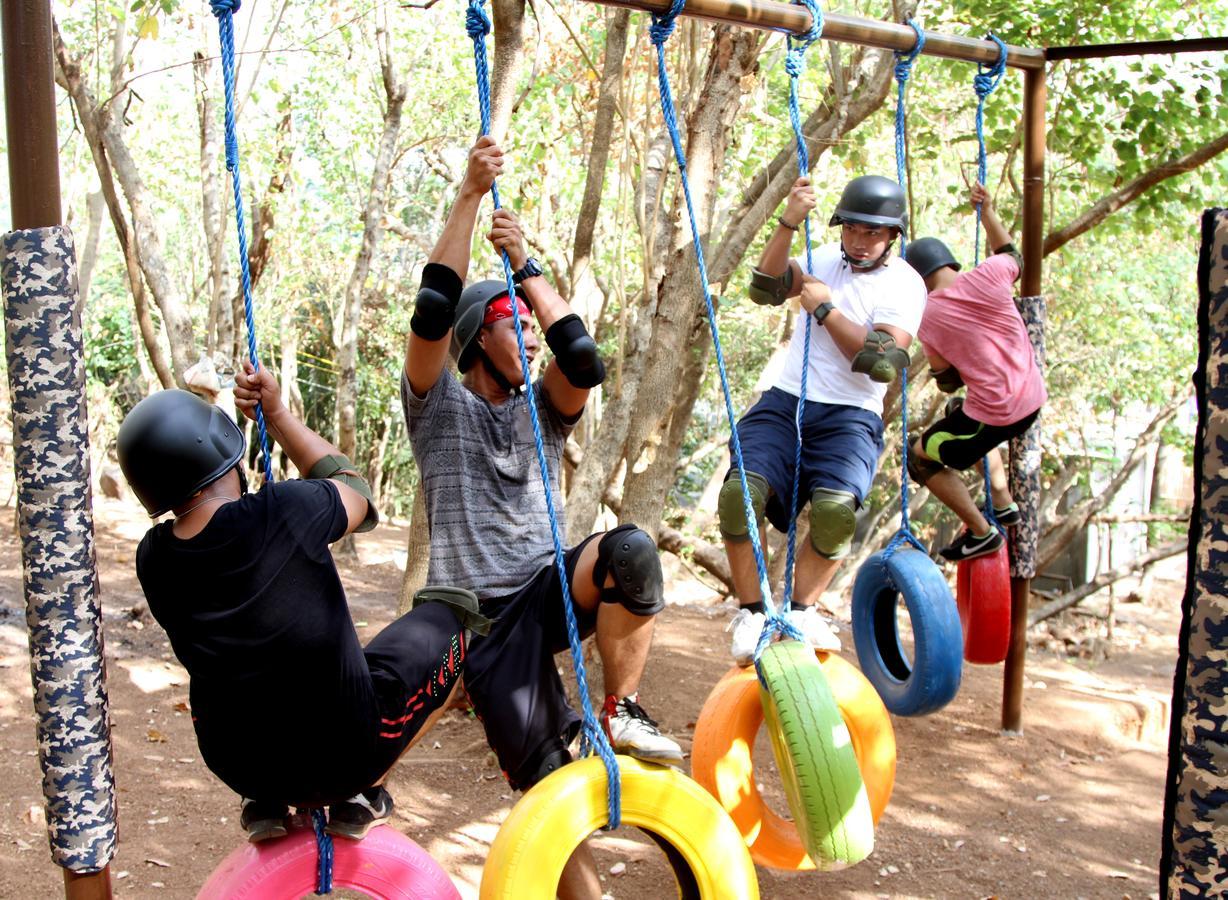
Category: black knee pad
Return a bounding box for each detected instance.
[512,741,572,791]
[907,438,946,486]
[593,524,665,616]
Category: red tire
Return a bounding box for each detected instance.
[956,543,1011,664]
[691,650,895,871]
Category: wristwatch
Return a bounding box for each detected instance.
[512,257,543,284]
[813,301,835,325]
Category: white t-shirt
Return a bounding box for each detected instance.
[774,244,926,416]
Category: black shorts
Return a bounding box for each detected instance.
[362,600,467,788]
[463,540,600,791]
[920,405,1040,471]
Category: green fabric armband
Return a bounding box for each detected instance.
[306,453,379,533]
[851,330,911,384]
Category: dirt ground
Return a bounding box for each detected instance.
[0,489,1180,899]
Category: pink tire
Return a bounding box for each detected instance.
[197,822,459,899]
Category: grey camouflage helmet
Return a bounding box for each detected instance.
[451,280,527,373]
[829,175,908,230]
[904,237,962,279]
[117,389,245,516]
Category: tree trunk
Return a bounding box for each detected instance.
[657,525,733,594]
[489,0,526,143]
[52,19,175,388]
[195,48,230,359]
[275,306,301,478]
[76,189,106,309]
[367,415,393,511]
[568,9,631,313]
[398,479,431,616]
[335,27,407,465]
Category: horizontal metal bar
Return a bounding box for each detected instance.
[1046,36,1228,60]
[583,0,1045,69]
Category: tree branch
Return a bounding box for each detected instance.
[1028,539,1185,627]
[1044,129,1228,256]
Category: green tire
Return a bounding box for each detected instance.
[757,640,875,868]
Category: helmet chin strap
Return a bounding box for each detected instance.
[479,349,523,397]
[841,243,894,272]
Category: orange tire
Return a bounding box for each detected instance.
[691,650,895,871]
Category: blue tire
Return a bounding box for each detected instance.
[851,549,962,717]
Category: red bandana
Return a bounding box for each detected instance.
[483,294,532,326]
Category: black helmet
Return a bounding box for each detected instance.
[829,175,908,230]
[117,390,245,516]
[904,237,962,280]
[451,280,527,374]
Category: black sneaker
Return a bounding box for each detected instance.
[326,786,393,840]
[240,799,289,843]
[939,528,1005,562]
[983,503,1020,527]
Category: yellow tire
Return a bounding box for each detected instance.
[480,755,759,899]
[691,649,896,871]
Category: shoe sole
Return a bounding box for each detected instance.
[246,822,288,844]
[619,747,686,767]
[325,816,390,841]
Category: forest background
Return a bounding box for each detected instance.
[12,0,1227,610]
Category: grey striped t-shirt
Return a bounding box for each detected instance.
[402,371,576,600]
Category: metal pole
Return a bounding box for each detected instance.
[1047,36,1228,60]
[2,0,62,228]
[1002,64,1046,734]
[581,0,1046,69]
[3,2,114,896]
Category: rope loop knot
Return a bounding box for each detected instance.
[209,0,240,17]
[649,0,687,47]
[973,33,1008,98]
[894,19,925,84]
[465,0,491,40]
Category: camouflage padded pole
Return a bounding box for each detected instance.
[2,229,118,887]
[1161,207,1228,897]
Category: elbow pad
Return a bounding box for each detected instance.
[306,453,379,533]
[934,366,964,393]
[410,262,463,341]
[851,330,911,384]
[546,314,606,389]
[748,266,792,306]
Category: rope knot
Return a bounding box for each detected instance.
[209,0,240,17]
[974,33,1008,98]
[784,50,805,77]
[465,0,491,39]
[649,0,686,46]
[788,0,823,49]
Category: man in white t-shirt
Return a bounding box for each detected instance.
[722,174,927,665]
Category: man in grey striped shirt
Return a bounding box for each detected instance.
[401,137,681,899]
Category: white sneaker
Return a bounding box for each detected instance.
[602,694,684,765]
[728,608,767,667]
[786,606,842,652]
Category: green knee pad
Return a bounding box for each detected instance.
[718,471,770,541]
[808,487,857,559]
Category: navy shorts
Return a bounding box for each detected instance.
[920,404,1040,470]
[729,387,885,533]
[463,538,601,791]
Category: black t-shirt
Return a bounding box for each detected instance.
[135,479,378,804]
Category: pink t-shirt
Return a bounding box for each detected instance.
[917,254,1046,426]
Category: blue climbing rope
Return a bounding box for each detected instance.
[878,21,928,573]
[971,33,1008,527]
[212,4,334,889]
[310,809,334,895]
[892,20,925,256]
[971,34,1007,266]
[465,0,621,830]
[210,0,273,485]
[646,0,803,668]
[778,0,823,619]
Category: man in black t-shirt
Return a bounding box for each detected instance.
[121,363,483,843]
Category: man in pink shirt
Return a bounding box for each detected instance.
[903,183,1047,561]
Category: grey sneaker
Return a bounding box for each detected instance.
[240,798,289,843]
[326,786,393,840]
